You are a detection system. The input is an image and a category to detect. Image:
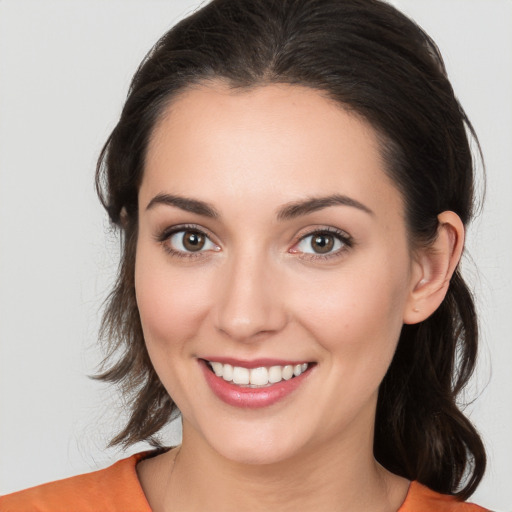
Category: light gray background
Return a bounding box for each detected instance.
[0,1,510,510]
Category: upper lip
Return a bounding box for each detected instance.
[200,357,312,369]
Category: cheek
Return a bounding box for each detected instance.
[134,247,211,349]
[292,261,409,361]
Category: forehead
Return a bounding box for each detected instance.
[141,83,403,220]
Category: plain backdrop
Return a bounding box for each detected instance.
[0,1,511,510]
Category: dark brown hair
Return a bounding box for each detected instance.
[95,0,486,499]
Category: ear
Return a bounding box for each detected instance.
[403,211,465,325]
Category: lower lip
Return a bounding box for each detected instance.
[200,360,312,409]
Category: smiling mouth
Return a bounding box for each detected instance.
[204,360,311,388]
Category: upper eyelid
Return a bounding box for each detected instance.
[291,229,353,263]
[157,224,350,238]
[157,225,219,258]
[295,226,352,242]
[155,223,353,252]
[291,227,353,256]
[156,223,216,241]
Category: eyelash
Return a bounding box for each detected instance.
[293,227,353,262]
[155,224,218,260]
[155,224,353,261]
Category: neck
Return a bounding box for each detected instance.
[145,421,409,512]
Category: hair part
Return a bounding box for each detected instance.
[95,0,485,498]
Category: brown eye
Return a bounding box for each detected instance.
[182,231,205,252]
[311,233,335,253]
[293,229,350,258]
[165,228,219,256]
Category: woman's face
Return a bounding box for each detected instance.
[135,84,422,464]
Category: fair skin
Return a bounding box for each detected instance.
[135,83,464,512]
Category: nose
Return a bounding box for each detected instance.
[213,251,288,343]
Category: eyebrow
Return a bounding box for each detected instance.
[146,193,220,218]
[145,192,373,220]
[276,194,374,220]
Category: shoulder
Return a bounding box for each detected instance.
[399,481,489,512]
[0,452,152,512]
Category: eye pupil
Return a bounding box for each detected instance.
[312,234,334,254]
[183,231,205,251]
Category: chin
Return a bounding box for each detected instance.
[215,441,295,466]
[200,420,311,466]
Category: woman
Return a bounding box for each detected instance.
[0,0,490,510]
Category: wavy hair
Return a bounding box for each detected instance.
[95,0,485,499]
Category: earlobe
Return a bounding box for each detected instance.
[403,211,465,325]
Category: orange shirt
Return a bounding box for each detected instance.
[0,451,488,512]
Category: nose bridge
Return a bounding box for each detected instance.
[214,246,286,342]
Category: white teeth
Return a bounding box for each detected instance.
[223,363,234,382]
[250,366,269,386]
[232,366,250,385]
[268,365,283,384]
[282,365,294,380]
[207,361,310,387]
[211,361,223,377]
